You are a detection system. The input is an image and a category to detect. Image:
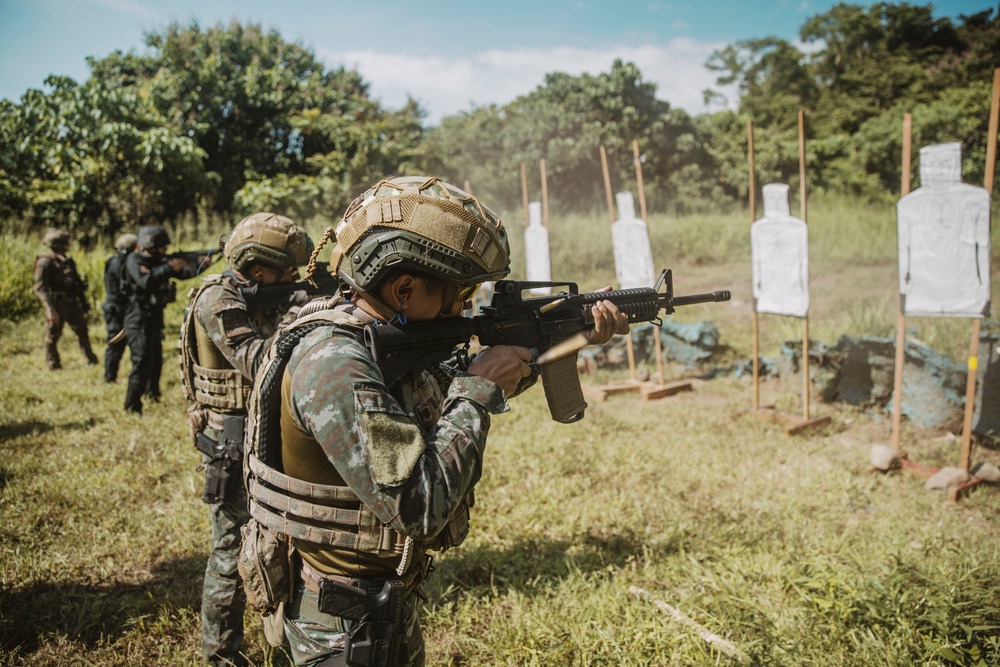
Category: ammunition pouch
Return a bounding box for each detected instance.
[238,518,292,625]
[194,414,245,504]
[317,578,406,667]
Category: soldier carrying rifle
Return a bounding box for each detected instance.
[178,212,313,667]
[238,176,629,666]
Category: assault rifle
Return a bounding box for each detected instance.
[239,264,340,310]
[366,269,731,424]
[168,245,223,278]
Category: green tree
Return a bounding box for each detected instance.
[425,60,720,214]
[99,21,375,213]
[0,75,206,240]
[235,97,425,220]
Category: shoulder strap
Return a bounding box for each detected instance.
[253,312,364,471]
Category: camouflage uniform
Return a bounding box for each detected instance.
[33,246,98,370]
[188,272,301,666]
[275,300,507,666]
[241,177,513,667]
[182,213,314,667]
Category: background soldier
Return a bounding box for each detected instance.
[33,228,98,370]
[122,225,187,415]
[178,213,312,667]
[101,232,137,383]
[241,177,628,665]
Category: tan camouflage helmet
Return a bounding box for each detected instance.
[333,176,510,297]
[225,212,312,272]
[42,228,70,248]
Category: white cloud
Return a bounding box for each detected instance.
[90,0,163,21]
[318,38,737,125]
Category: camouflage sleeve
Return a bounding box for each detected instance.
[286,332,508,540]
[195,284,276,381]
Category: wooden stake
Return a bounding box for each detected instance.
[601,144,636,379]
[539,158,550,230]
[748,119,759,411]
[629,138,664,384]
[891,113,912,451]
[463,179,472,194]
[520,162,530,228]
[798,109,810,420]
[959,67,1000,470]
[632,138,648,222]
[599,145,615,224]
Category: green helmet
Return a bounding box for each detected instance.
[115,233,138,254]
[334,176,510,298]
[43,228,70,248]
[225,212,312,272]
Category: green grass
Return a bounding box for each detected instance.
[1,196,999,666]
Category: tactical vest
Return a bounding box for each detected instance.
[178,274,250,411]
[34,253,80,298]
[244,305,471,566]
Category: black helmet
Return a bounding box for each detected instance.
[137,225,170,250]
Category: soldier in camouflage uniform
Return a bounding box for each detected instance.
[178,213,313,667]
[241,177,628,666]
[101,232,137,382]
[33,228,99,370]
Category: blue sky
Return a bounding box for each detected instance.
[0,0,994,124]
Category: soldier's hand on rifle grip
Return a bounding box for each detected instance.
[467,345,533,397]
[167,257,189,273]
[584,298,630,345]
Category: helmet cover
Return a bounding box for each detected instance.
[224,212,312,272]
[334,176,509,296]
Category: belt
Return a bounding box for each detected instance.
[298,557,427,596]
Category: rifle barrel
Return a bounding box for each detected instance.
[672,290,732,308]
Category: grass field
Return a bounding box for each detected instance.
[1,195,999,666]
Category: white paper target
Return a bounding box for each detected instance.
[897,143,991,318]
[611,191,655,289]
[750,183,809,317]
[524,201,551,295]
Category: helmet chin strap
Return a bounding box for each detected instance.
[439,282,459,316]
[355,290,397,324]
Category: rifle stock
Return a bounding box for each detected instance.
[366,269,731,424]
[239,266,340,309]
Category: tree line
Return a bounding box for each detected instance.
[1,2,997,242]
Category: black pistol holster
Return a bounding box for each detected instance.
[194,414,245,504]
[317,578,406,667]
